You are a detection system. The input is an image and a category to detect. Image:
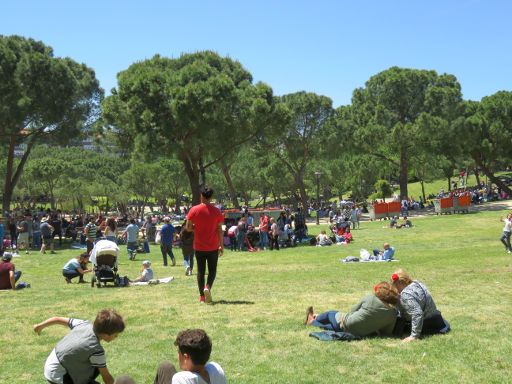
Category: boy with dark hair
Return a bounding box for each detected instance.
[34,309,125,384]
[152,329,226,384]
[185,185,224,304]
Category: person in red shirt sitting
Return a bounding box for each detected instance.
[0,252,22,290]
[185,186,225,304]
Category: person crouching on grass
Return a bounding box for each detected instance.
[62,252,92,284]
[34,308,125,384]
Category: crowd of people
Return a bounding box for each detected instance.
[7,181,512,383]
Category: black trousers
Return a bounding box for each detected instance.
[195,249,219,295]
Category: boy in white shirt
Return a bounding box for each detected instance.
[153,329,226,384]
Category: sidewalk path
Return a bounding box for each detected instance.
[306,200,512,226]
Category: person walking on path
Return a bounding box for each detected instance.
[185,186,224,304]
[499,213,512,253]
[160,217,176,266]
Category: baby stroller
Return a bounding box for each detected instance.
[89,239,120,288]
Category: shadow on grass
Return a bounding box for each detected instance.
[213,300,255,305]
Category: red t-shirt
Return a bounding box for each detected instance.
[0,262,15,290]
[186,203,224,251]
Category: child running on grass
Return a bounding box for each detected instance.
[34,308,125,384]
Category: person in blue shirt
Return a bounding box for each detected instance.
[62,253,91,283]
[123,219,140,260]
[159,217,176,266]
[373,243,395,261]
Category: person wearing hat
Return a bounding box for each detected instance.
[0,253,22,290]
[159,217,176,267]
[129,260,154,284]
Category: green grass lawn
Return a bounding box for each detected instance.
[2,209,512,383]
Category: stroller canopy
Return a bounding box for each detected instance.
[89,239,120,266]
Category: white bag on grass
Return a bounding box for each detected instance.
[359,248,371,261]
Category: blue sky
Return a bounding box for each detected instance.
[1,0,511,107]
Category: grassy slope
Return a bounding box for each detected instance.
[2,209,512,383]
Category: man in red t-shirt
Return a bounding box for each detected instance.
[0,253,22,290]
[186,186,224,304]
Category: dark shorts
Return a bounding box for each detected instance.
[43,236,53,246]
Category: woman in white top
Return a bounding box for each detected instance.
[499,213,512,253]
[104,217,118,243]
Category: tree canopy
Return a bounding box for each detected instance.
[348,67,463,199]
[0,35,102,212]
[102,51,276,204]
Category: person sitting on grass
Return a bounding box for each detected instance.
[129,260,154,284]
[335,227,353,244]
[373,243,395,261]
[305,281,398,338]
[396,216,412,229]
[390,269,450,342]
[34,308,125,384]
[62,252,92,284]
[389,216,398,228]
[0,252,22,290]
[153,329,226,384]
[316,230,333,246]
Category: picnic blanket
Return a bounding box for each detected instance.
[130,276,174,286]
[340,257,400,263]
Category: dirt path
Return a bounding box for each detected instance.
[308,200,512,225]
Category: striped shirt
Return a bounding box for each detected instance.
[85,222,97,240]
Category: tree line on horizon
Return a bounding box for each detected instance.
[1,35,511,214]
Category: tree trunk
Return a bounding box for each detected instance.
[473,155,512,195]
[180,151,201,205]
[199,156,206,186]
[174,197,181,214]
[447,177,451,192]
[2,134,36,213]
[399,147,409,200]
[297,181,309,212]
[220,161,240,209]
[420,179,426,202]
[474,167,481,187]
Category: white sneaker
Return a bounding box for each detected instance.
[203,286,212,304]
[185,267,191,276]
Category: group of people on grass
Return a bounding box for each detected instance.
[5,185,457,384]
[226,208,307,252]
[29,186,227,383]
[305,269,450,342]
